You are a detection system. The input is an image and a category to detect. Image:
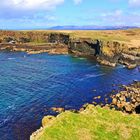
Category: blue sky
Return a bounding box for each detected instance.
[0,0,140,29]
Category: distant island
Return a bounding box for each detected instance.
[48,25,139,30]
[4,25,138,31]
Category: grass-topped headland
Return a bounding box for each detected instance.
[31,81,140,140]
[31,105,140,140]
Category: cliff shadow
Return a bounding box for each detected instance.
[84,40,101,56]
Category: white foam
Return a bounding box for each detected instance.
[79,73,105,81]
[7,104,15,110]
[8,58,15,60]
[86,73,105,78]
[78,58,86,60]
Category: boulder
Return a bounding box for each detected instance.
[124,103,133,112]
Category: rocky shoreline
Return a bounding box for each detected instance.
[0,43,69,55]
[108,81,140,114]
[80,81,140,114]
[0,31,140,69]
[30,81,140,140]
[37,81,140,115]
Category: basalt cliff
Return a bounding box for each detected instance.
[0,30,140,68]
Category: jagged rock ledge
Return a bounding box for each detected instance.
[0,43,69,55]
[108,81,140,114]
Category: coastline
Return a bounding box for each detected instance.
[0,30,140,69]
[30,81,140,140]
[0,29,140,139]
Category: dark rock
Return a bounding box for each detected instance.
[69,39,101,57]
[48,33,69,45]
[135,105,140,114]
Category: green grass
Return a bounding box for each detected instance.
[32,105,140,140]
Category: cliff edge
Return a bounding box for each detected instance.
[30,104,140,140]
[0,29,140,68]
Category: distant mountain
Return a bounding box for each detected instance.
[48,25,139,30]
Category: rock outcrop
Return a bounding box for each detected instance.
[119,48,140,69]
[105,81,140,114]
[0,43,68,55]
[48,33,69,45]
[69,39,140,68]
[96,41,124,67]
[69,38,101,57]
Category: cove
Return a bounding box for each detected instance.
[0,52,140,140]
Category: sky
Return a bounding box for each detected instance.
[0,0,140,29]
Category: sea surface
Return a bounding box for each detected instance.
[0,52,140,140]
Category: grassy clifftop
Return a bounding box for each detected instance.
[1,28,140,42]
[43,28,140,43]
[31,105,140,140]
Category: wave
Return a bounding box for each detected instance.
[86,73,105,78]
[79,73,105,81]
[8,58,15,60]
[78,58,86,60]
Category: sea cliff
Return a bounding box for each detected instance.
[0,29,140,68]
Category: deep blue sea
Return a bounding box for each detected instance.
[0,52,140,140]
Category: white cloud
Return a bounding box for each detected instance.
[101,10,123,17]
[129,0,140,7]
[0,0,65,20]
[100,9,140,26]
[1,0,64,10]
[73,0,82,5]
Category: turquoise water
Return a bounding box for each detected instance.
[0,52,140,140]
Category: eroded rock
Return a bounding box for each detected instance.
[42,116,55,127]
[110,81,140,114]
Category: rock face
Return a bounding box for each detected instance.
[69,38,101,57]
[119,48,140,69]
[97,41,124,67]
[101,42,139,68]
[69,38,140,68]
[48,33,69,45]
